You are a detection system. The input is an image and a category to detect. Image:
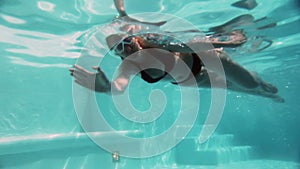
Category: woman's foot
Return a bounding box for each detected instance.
[260,81,278,94]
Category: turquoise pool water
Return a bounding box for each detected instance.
[0,0,300,168]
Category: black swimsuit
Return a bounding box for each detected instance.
[139,53,202,84]
[132,53,175,83]
[140,69,168,83]
[116,34,203,84]
[172,53,202,84]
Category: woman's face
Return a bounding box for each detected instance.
[114,36,141,58]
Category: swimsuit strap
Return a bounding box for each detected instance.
[172,53,202,85]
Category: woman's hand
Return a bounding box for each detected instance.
[69,65,111,93]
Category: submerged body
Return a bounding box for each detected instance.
[70,0,283,102]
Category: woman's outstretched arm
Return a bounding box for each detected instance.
[70,60,140,95]
[114,0,127,17]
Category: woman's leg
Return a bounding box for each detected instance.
[193,50,284,102]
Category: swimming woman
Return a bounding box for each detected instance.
[69,0,283,102]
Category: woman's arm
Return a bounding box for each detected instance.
[114,0,127,17]
[69,60,140,95]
